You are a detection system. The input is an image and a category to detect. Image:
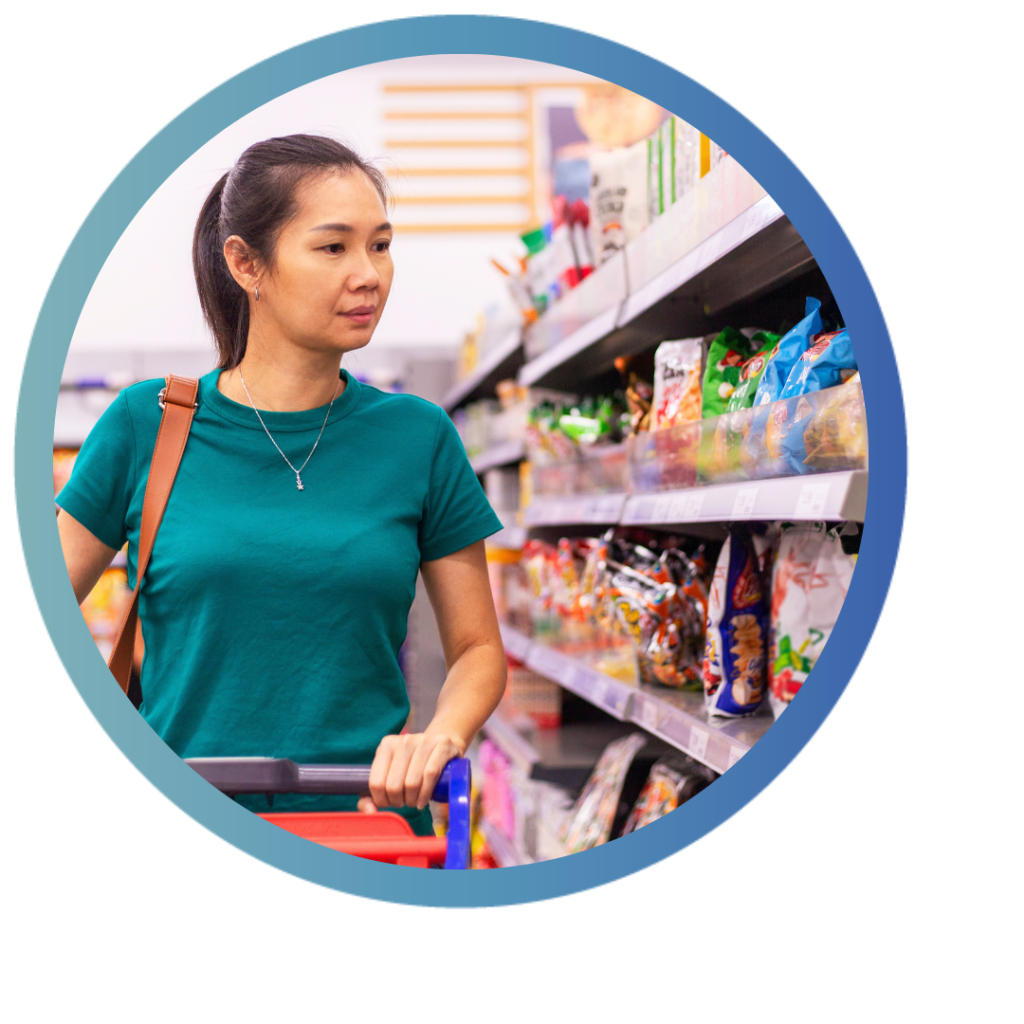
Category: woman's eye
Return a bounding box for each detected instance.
[373,240,391,253]
[324,243,344,254]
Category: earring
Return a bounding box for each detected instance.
[254,285,260,302]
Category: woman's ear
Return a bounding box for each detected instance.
[222,235,260,295]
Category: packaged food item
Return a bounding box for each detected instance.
[703,525,768,717]
[753,298,824,408]
[769,522,856,718]
[560,733,648,852]
[702,327,754,418]
[52,448,79,496]
[621,753,717,834]
[802,373,868,471]
[725,331,780,412]
[673,117,702,200]
[589,140,650,265]
[652,338,703,430]
[780,328,857,400]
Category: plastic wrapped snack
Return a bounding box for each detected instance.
[769,522,856,718]
[561,733,648,853]
[652,339,704,430]
[703,525,769,717]
[802,372,867,471]
[621,753,717,834]
[589,140,650,265]
[725,331,779,412]
[780,328,857,400]
[702,327,754,419]
[753,298,823,408]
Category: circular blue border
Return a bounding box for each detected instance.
[15,16,905,907]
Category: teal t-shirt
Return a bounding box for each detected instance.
[57,369,501,834]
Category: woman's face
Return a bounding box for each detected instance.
[255,169,394,356]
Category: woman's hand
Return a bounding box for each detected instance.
[365,731,464,812]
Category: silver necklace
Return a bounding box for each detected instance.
[237,367,341,491]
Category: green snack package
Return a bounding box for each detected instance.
[725,331,780,412]
[702,328,754,418]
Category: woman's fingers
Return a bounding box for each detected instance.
[368,737,397,809]
[383,738,415,808]
[417,740,455,810]
[356,796,377,814]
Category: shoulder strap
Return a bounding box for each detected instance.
[108,375,199,694]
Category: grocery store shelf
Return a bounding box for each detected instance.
[480,819,531,868]
[470,438,525,474]
[522,492,628,527]
[621,470,868,526]
[482,713,539,775]
[487,524,527,550]
[499,624,772,775]
[517,194,815,391]
[441,328,523,412]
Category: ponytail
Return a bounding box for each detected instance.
[191,135,389,369]
[192,173,250,369]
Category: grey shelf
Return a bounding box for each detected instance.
[441,328,523,412]
[499,624,772,776]
[517,195,814,390]
[522,492,628,527]
[621,470,868,526]
[469,438,525,475]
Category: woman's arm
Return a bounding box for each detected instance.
[366,539,507,812]
[57,508,118,604]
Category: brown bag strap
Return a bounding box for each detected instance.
[108,375,199,693]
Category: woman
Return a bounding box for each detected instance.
[56,135,507,836]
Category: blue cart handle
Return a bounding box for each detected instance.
[186,756,472,870]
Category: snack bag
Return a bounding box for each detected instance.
[621,753,716,834]
[769,522,856,718]
[780,328,857,400]
[702,327,754,419]
[652,339,703,430]
[725,331,780,412]
[561,733,648,852]
[589,140,650,265]
[803,373,868,471]
[752,297,823,408]
[703,525,769,717]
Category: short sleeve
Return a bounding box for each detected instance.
[55,390,137,550]
[418,410,503,562]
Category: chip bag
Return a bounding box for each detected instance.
[802,372,867,471]
[702,327,753,419]
[703,525,769,716]
[780,328,857,400]
[652,338,703,430]
[769,522,856,718]
[752,297,823,408]
[725,331,779,412]
[621,753,717,834]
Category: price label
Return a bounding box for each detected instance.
[639,698,660,732]
[727,746,745,769]
[591,678,609,707]
[667,491,705,521]
[627,498,655,524]
[795,481,831,520]
[597,495,624,521]
[651,495,672,522]
[688,726,709,761]
[731,487,758,518]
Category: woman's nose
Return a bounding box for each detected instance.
[345,249,380,290]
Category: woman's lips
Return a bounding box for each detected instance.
[340,306,375,324]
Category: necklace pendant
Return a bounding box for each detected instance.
[296,474,304,491]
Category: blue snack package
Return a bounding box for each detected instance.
[752,297,823,408]
[779,328,857,400]
[703,524,769,717]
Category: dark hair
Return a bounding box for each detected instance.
[192,134,389,369]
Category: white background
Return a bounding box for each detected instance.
[3,3,1018,1021]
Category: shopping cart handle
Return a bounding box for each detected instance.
[186,756,472,870]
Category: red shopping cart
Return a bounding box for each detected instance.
[187,757,472,869]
